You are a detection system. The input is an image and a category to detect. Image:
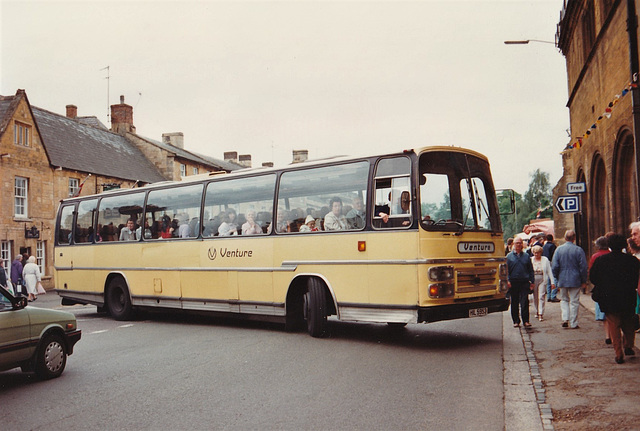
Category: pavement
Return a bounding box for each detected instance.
[504,291,640,431]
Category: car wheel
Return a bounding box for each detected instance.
[34,333,67,380]
[106,277,134,320]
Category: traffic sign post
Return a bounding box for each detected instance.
[555,195,581,213]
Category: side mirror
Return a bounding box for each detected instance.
[13,296,28,310]
[497,189,516,215]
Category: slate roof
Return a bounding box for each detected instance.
[1,90,243,182]
[135,134,243,172]
[32,106,167,183]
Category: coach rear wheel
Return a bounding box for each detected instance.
[106,277,134,321]
[304,278,328,338]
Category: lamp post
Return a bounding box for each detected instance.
[503,39,556,45]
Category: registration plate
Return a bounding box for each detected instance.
[469,307,488,318]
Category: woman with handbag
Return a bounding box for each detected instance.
[22,255,42,302]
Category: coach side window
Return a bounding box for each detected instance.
[277,162,369,233]
[373,157,412,229]
[203,175,276,237]
[97,192,145,242]
[75,199,99,243]
[146,184,203,239]
[57,205,75,245]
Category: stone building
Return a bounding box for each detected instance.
[0,89,241,287]
[554,0,637,253]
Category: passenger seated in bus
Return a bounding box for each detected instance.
[177,214,190,238]
[159,215,175,238]
[137,218,153,239]
[346,197,365,229]
[218,209,239,236]
[273,210,292,233]
[202,218,220,237]
[374,191,411,228]
[299,215,319,232]
[242,211,263,235]
[87,226,102,242]
[324,197,349,231]
[189,217,200,237]
[119,219,137,241]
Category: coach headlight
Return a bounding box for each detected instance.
[428,265,454,282]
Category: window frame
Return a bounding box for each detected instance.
[69,178,80,197]
[14,177,28,218]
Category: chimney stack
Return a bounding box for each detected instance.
[292,149,309,164]
[239,154,252,168]
[110,95,136,134]
[66,105,78,119]
[162,132,184,149]
[224,151,238,164]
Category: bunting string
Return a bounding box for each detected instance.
[565,82,636,150]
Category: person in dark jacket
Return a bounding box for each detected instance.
[589,234,640,364]
[507,236,535,328]
[543,234,559,301]
[10,255,23,295]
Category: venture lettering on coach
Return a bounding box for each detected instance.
[457,242,495,254]
[208,247,253,260]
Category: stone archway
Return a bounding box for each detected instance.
[589,154,608,244]
[576,169,588,249]
[612,129,636,233]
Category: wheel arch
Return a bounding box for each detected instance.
[285,273,338,317]
[104,271,131,299]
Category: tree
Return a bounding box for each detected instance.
[499,169,552,240]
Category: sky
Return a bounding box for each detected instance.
[1,0,568,195]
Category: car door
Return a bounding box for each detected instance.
[0,299,32,370]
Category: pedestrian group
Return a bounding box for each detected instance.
[507,226,640,364]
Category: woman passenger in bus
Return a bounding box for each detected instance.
[298,215,319,232]
[160,215,175,238]
[324,197,348,231]
[218,209,239,236]
[242,211,263,235]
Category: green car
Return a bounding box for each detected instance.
[0,285,81,379]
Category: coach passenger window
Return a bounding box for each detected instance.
[75,199,98,243]
[203,175,276,237]
[97,192,145,242]
[57,205,75,245]
[146,184,203,239]
[277,162,369,233]
[373,157,412,229]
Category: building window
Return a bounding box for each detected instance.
[582,0,596,61]
[180,164,187,177]
[13,122,31,147]
[69,178,80,197]
[14,177,28,218]
[36,241,45,276]
[193,167,199,175]
[1,241,10,280]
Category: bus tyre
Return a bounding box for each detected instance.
[107,278,134,321]
[305,279,328,338]
[34,333,67,380]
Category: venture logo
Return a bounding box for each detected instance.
[208,247,253,260]
[457,242,495,253]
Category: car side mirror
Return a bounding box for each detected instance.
[13,296,28,310]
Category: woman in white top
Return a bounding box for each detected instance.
[218,209,239,236]
[530,245,555,321]
[22,255,42,302]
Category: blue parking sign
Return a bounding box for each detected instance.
[555,195,580,213]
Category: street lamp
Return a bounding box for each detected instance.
[504,39,556,45]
